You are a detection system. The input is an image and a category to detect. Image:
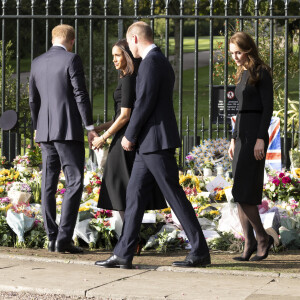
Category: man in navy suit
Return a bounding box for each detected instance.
[95,22,210,269]
[29,24,98,253]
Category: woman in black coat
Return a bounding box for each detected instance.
[92,39,166,218]
[228,32,274,261]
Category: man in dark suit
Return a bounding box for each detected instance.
[29,24,98,253]
[95,22,210,269]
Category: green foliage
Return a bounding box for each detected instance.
[89,219,117,250]
[24,221,46,248]
[207,231,244,252]
[0,214,15,247]
[156,229,186,253]
[0,40,30,138]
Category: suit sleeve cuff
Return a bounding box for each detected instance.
[86,125,95,131]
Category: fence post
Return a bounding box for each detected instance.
[208,0,214,139]
[193,0,199,147]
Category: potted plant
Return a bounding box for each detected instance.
[201,161,214,177]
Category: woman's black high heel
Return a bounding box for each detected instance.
[250,235,274,261]
[233,241,257,261]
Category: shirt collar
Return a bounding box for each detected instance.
[141,44,157,60]
[53,43,67,51]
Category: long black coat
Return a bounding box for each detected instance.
[232,68,273,205]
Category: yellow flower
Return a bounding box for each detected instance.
[57,183,64,190]
[79,206,90,212]
[161,207,171,213]
[94,194,99,202]
[0,187,3,194]
[209,210,220,216]
[13,171,20,180]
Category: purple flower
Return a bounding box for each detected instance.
[278,172,285,178]
[0,197,10,204]
[282,176,291,184]
[272,178,280,186]
[60,188,66,194]
[186,155,194,162]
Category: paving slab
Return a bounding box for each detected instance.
[87,269,273,300]
[0,258,145,297]
[251,277,300,298]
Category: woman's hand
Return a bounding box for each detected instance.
[92,136,106,150]
[228,139,236,160]
[254,138,265,160]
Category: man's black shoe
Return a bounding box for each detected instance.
[95,255,132,269]
[172,253,211,268]
[55,241,83,254]
[48,240,56,252]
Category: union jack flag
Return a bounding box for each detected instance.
[231,116,281,171]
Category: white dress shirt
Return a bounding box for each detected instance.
[141,44,157,60]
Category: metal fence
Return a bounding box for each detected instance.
[0,0,299,168]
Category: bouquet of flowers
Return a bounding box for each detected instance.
[264,170,300,202]
[179,174,201,197]
[13,145,42,171]
[0,168,19,185]
[7,182,32,205]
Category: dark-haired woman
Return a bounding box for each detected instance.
[93,39,166,220]
[228,32,274,261]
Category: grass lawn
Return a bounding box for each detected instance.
[9,37,224,73]
[8,57,32,73]
[155,36,224,55]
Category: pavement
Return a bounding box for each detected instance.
[0,253,300,300]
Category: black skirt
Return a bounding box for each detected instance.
[98,126,167,211]
[232,135,269,205]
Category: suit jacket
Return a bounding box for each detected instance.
[125,47,181,154]
[29,46,93,143]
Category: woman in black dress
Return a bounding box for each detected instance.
[92,39,166,217]
[228,32,274,261]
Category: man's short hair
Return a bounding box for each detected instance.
[127,21,153,42]
[52,24,75,42]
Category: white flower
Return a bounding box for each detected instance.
[81,192,88,201]
[93,187,100,195]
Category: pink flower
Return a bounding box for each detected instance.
[272,178,280,186]
[60,188,66,194]
[282,176,291,184]
[278,172,285,178]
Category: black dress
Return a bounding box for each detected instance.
[98,74,167,211]
[232,68,273,205]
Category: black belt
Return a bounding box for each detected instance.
[238,110,262,114]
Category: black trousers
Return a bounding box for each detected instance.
[114,148,209,260]
[40,141,85,244]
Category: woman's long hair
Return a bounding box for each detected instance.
[113,39,141,77]
[229,32,271,85]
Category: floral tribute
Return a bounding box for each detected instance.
[0,142,300,253]
[264,170,300,202]
[186,138,231,174]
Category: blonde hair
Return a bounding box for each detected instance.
[230,31,271,85]
[52,24,75,42]
[127,21,153,43]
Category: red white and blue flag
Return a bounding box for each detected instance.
[231,116,281,171]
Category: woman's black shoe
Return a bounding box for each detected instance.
[233,241,257,261]
[250,235,274,261]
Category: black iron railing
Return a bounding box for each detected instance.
[0,0,299,168]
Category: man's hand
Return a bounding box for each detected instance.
[121,136,135,151]
[87,130,99,149]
